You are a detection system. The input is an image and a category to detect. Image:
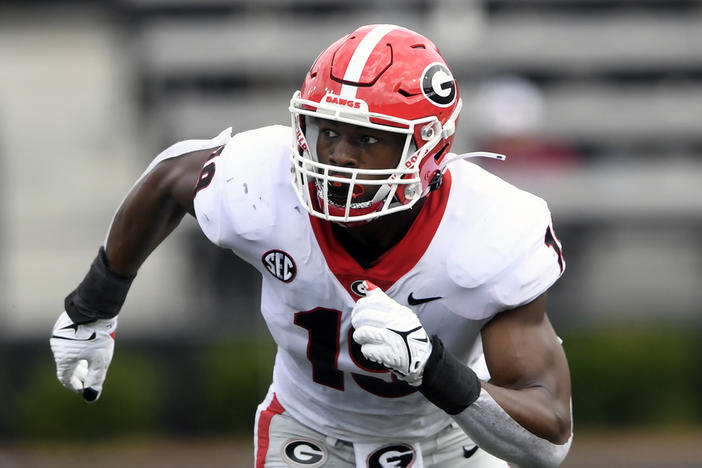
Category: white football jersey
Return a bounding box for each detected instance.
[189,125,564,442]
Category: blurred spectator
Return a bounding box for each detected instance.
[472,75,579,175]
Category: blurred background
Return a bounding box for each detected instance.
[1,0,701,466]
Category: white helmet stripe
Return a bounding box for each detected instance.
[340,24,398,99]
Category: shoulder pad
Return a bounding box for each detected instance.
[445,162,553,289]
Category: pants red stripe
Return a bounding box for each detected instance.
[256,393,285,468]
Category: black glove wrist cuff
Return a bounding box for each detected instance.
[64,247,135,323]
[419,335,482,415]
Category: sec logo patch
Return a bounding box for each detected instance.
[281,438,327,467]
[262,249,296,283]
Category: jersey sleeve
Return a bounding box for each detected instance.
[103,128,233,246]
[194,125,293,249]
[141,127,232,180]
[192,144,237,249]
[486,210,564,310]
[443,162,565,317]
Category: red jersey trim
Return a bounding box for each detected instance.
[309,171,452,297]
[255,393,285,468]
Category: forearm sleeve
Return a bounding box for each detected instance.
[419,336,572,467]
[452,388,573,468]
[64,247,135,323]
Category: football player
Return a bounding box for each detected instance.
[51,24,572,467]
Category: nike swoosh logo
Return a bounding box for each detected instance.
[387,326,424,375]
[51,332,96,342]
[407,292,442,306]
[463,445,479,458]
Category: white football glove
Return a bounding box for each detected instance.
[351,281,432,386]
[50,311,117,402]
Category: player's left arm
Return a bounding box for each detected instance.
[417,293,572,468]
[479,292,572,445]
[352,284,573,467]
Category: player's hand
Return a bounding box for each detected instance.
[50,311,117,402]
[351,281,432,386]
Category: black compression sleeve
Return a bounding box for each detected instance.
[64,247,136,323]
[419,335,482,415]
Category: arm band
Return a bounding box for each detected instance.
[64,247,135,323]
[452,388,573,467]
[419,335,482,414]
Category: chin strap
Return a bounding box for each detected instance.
[442,151,506,167]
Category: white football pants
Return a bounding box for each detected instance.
[254,392,508,468]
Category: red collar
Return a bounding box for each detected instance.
[309,171,452,297]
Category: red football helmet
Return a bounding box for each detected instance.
[289,24,463,223]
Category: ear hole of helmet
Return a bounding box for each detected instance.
[420,124,435,141]
[433,143,449,161]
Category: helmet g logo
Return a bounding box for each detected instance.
[421,63,456,107]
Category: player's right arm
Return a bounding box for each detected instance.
[50,146,219,402]
[103,147,215,275]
